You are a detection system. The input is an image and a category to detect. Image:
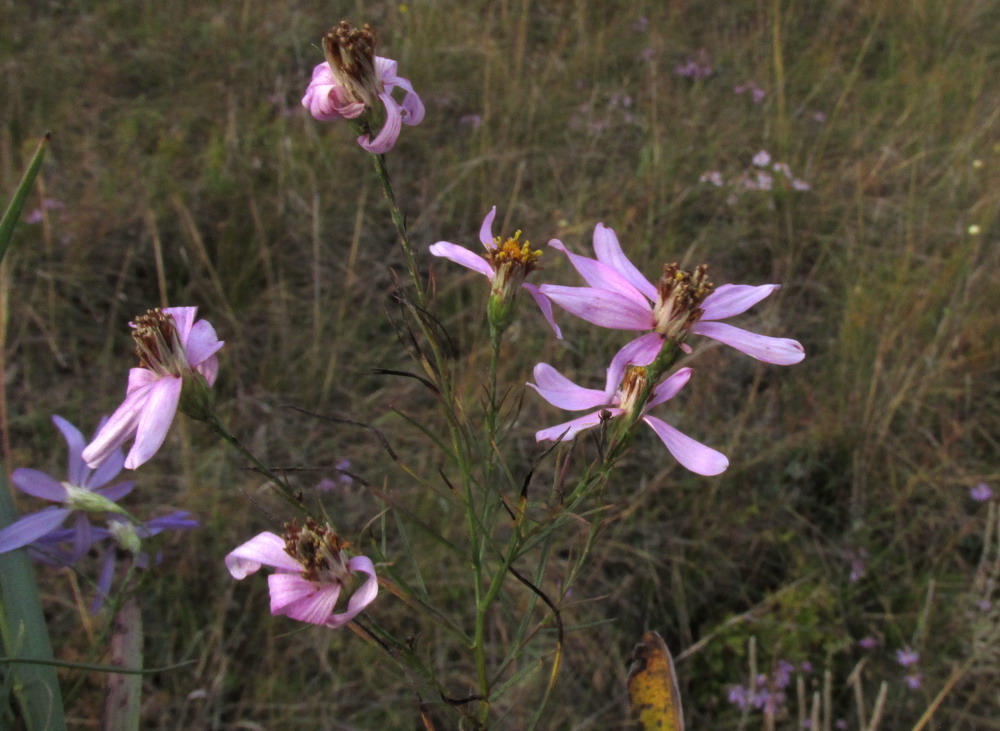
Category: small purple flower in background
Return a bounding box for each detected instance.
[774,659,795,688]
[835,720,848,730]
[429,206,562,337]
[734,81,766,104]
[976,598,992,612]
[699,171,724,187]
[633,16,649,33]
[858,636,878,650]
[896,646,919,667]
[459,113,483,129]
[335,457,355,484]
[0,415,133,558]
[539,223,805,365]
[83,306,223,470]
[528,362,729,476]
[752,150,771,167]
[791,179,812,191]
[675,51,712,80]
[727,684,751,711]
[904,673,923,690]
[812,111,827,123]
[848,547,869,582]
[24,197,65,224]
[970,482,993,502]
[301,21,424,154]
[641,47,655,62]
[799,661,813,673]
[225,520,378,628]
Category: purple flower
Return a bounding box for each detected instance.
[700,171,724,187]
[753,150,771,167]
[226,521,378,628]
[528,361,728,476]
[0,415,134,559]
[858,636,878,650]
[429,206,562,337]
[538,224,805,366]
[896,646,919,667]
[83,307,223,470]
[301,22,424,154]
[904,673,923,690]
[970,482,993,502]
[848,548,869,582]
[734,81,766,104]
[727,684,750,710]
[674,52,712,79]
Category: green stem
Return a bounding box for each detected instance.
[206,414,306,515]
[368,152,427,308]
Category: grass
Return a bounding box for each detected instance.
[2,0,1000,727]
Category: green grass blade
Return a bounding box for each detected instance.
[0,467,67,731]
[0,133,50,265]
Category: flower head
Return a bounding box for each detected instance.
[539,224,804,368]
[896,646,919,667]
[528,360,728,476]
[0,415,133,559]
[302,20,424,154]
[970,482,993,502]
[83,307,223,470]
[225,520,378,628]
[430,206,562,337]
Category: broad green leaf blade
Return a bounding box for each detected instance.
[627,631,684,731]
[0,133,50,264]
[0,466,67,731]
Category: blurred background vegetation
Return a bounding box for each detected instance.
[2,0,999,727]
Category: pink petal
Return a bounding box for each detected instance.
[270,574,341,624]
[196,355,219,388]
[11,468,68,502]
[642,416,729,476]
[126,367,158,396]
[429,241,494,279]
[591,223,658,302]
[547,240,650,308]
[374,56,398,81]
[604,333,664,398]
[163,307,197,344]
[700,284,779,321]
[540,285,654,330]
[225,531,301,578]
[521,282,563,339]
[535,409,622,442]
[358,92,402,153]
[645,368,692,409]
[51,415,86,486]
[124,377,182,469]
[528,363,608,410]
[479,206,497,248]
[328,556,379,628]
[690,321,805,365]
[389,75,425,126]
[184,319,224,368]
[0,508,71,553]
[82,381,153,468]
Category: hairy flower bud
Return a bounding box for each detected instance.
[322,20,382,112]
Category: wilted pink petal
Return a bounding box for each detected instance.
[604,333,664,399]
[126,377,182,470]
[645,368,693,408]
[358,91,403,153]
[547,239,650,307]
[428,241,495,279]
[643,416,729,475]
[225,531,302,578]
[539,285,653,330]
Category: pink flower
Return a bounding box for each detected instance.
[753,150,771,167]
[225,522,378,628]
[528,361,728,476]
[896,646,919,667]
[301,22,424,154]
[429,206,562,337]
[970,482,993,502]
[538,224,805,366]
[83,307,223,470]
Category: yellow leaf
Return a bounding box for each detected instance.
[627,631,684,730]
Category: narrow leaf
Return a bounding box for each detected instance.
[0,133,50,264]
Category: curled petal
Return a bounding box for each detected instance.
[374,56,398,81]
[535,409,622,442]
[358,92,402,153]
[184,319,224,369]
[547,240,650,308]
[592,223,658,302]
[604,333,664,398]
[11,468,68,502]
[540,285,654,330]
[479,206,497,248]
[0,508,71,553]
[124,377,182,470]
[643,416,729,476]
[700,284,779,321]
[528,363,608,411]
[163,307,197,345]
[51,415,86,486]
[328,556,380,628]
[225,531,301,579]
[269,573,341,624]
[521,282,563,339]
[83,381,149,469]
[196,355,219,388]
[429,241,494,279]
[645,367,692,409]
[690,321,805,365]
